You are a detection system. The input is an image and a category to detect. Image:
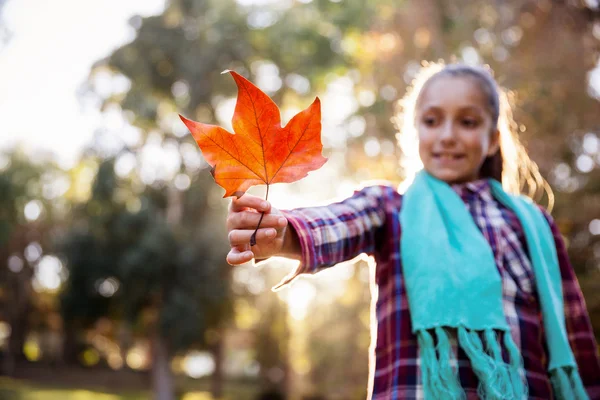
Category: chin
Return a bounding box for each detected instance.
[426,168,469,184]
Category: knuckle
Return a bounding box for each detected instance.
[240,212,251,226]
[228,230,236,244]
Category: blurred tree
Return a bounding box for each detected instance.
[60,158,231,399]
[87,0,600,397]
[0,150,65,374]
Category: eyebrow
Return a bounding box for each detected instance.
[419,105,485,114]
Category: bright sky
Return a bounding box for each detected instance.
[0,0,166,168]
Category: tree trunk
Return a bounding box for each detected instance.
[61,322,79,365]
[151,332,175,400]
[148,182,179,400]
[119,321,133,370]
[210,330,224,399]
[4,266,32,375]
[5,308,27,375]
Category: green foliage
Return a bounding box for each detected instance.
[0,151,64,363]
[60,158,231,354]
[0,152,49,245]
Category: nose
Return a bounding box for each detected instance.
[439,120,457,145]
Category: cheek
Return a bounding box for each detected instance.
[464,132,489,157]
[418,129,433,152]
[418,135,431,161]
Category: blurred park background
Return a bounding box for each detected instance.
[1,0,600,399]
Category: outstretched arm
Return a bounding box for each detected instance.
[274,185,394,288]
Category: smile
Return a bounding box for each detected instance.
[432,153,466,161]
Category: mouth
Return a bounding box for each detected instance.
[432,152,466,161]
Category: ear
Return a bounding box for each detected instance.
[486,129,500,157]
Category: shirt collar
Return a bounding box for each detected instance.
[451,178,494,203]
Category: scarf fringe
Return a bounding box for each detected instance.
[435,327,465,399]
[550,366,589,400]
[458,327,509,399]
[502,330,527,398]
[418,327,528,400]
[417,329,465,400]
[483,329,512,397]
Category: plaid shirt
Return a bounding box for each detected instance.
[280,180,600,399]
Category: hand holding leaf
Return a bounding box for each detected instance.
[180,71,326,246]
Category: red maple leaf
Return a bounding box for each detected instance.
[180,70,327,198]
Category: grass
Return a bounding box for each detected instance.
[0,377,148,400]
[0,377,260,400]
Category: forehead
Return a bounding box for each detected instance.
[418,76,487,111]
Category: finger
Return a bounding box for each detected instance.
[230,212,287,230]
[232,242,250,252]
[230,194,271,213]
[232,243,250,261]
[229,228,277,246]
[227,248,254,265]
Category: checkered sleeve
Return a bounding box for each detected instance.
[273,185,390,289]
[540,207,600,396]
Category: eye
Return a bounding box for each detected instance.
[461,118,479,128]
[422,115,437,126]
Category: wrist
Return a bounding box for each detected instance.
[280,223,302,260]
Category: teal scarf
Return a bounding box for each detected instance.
[400,170,588,399]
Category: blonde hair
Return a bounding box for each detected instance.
[393,61,554,210]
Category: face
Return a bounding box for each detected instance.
[416,76,500,184]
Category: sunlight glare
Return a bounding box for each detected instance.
[8,255,24,273]
[114,152,137,178]
[24,242,42,263]
[252,61,282,94]
[280,280,316,320]
[33,255,66,292]
[215,98,237,133]
[174,173,191,191]
[0,322,11,345]
[590,219,600,235]
[184,351,215,378]
[583,132,599,154]
[0,0,166,168]
[588,58,600,100]
[24,200,43,221]
[576,154,594,173]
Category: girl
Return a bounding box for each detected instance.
[225,63,600,399]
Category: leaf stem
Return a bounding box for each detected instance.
[250,184,269,246]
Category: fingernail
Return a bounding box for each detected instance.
[261,201,268,210]
[267,228,276,237]
[278,217,287,225]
